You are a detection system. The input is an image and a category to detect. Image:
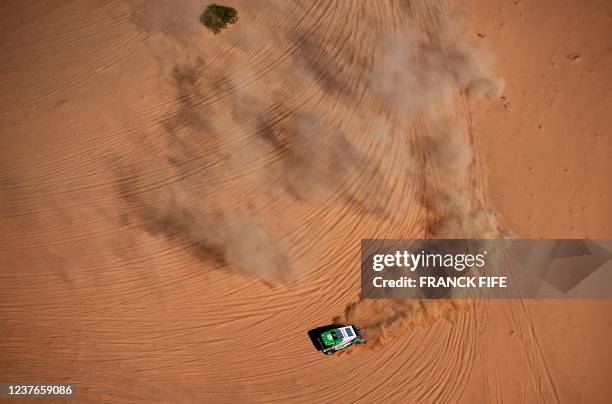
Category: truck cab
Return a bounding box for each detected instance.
[308,324,365,355]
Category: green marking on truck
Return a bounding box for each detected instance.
[321,329,343,346]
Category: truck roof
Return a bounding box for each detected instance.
[321,326,357,347]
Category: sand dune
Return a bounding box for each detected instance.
[1,0,610,402]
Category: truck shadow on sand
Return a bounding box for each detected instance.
[307,324,340,352]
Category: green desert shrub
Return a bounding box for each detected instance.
[200,4,238,34]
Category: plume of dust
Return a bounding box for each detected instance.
[335,2,505,346]
[131,0,505,339]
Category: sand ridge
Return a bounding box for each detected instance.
[1,0,611,402]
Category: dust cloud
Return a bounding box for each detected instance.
[121,0,503,339]
[334,1,506,343]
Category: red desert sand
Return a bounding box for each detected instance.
[1,0,610,402]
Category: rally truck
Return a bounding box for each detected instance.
[307,324,365,355]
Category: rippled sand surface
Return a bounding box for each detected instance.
[1,1,610,402]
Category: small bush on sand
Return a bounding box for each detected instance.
[200,4,238,34]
